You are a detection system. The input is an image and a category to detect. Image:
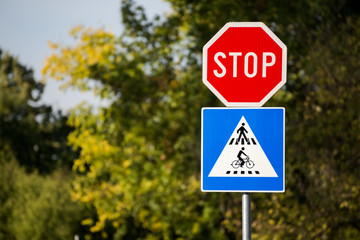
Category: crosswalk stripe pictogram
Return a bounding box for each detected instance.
[224,170,261,175]
[229,138,257,146]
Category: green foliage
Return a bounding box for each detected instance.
[0,145,17,239]
[0,50,90,239]
[0,148,82,240]
[0,49,76,173]
[42,0,360,239]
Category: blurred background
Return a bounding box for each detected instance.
[0,0,359,239]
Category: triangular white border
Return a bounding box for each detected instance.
[208,116,278,177]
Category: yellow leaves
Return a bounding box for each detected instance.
[268,219,275,226]
[339,200,357,210]
[72,159,86,173]
[68,106,203,236]
[169,80,179,89]
[139,209,150,222]
[151,222,163,231]
[138,210,164,233]
[191,222,200,234]
[71,129,118,164]
[115,201,126,212]
[89,208,122,234]
[139,179,157,194]
[188,175,200,191]
[81,218,93,226]
[47,41,59,50]
[90,221,104,233]
[70,183,83,202]
[69,25,83,38]
[122,160,131,168]
[42,25,117,93]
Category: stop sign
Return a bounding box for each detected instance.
[203,22,287,106]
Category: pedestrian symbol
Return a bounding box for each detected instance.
[208,116,278,177]
[236,123,249,144]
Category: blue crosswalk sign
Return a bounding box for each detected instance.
[201,108,285,192]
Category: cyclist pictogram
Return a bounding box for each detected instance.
[231,147,255,169]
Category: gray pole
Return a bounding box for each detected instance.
[242,193,251,240]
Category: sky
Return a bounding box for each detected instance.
[0,0,170,113]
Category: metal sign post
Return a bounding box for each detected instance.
[242,193,251,240]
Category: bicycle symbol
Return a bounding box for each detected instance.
[231,156,255,169]
[231,147,255,169]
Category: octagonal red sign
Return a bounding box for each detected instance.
[203,22,287,106]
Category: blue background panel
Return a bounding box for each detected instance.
[201,108,285,192]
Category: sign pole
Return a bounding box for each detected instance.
[242,193,251,240]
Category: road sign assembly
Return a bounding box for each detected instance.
[201,108,285,192]
[202,22,287,107]
[201,22,287,239]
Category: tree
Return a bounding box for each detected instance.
[0,149,84,240]
[0,50,90,239]
[43,0,360,239]
[0,49,76,173]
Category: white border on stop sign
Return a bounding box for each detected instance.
[202,22,287,107]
